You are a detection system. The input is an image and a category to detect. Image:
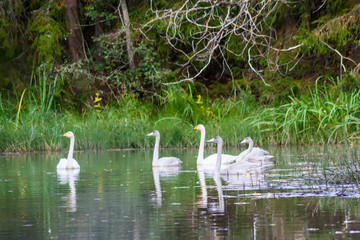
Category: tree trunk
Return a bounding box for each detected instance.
[66,0,84,62]
[120,0,135,70]
[95,18,103,36]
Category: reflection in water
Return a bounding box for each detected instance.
[2,148,360,239]
[152,166,181,207]
[197,166,208,208]
[197,166,225,214]
[221,160,273,190]
[57,169,79,212]
[209,173,225,214]
[222,170,267,188]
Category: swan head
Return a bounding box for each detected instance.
[193,124,205,131]
[146,130,160,137]
[240,137,252,144]
[206,136,223,145]
[62,131,74,139]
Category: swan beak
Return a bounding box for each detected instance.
[206,138,215,143]
[240,139,248,144]
[146,132,153,137]
[63,133,68,137]
[192,126,198,130]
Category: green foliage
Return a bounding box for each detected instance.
[295,1,359,55]
[28,4,66,63]
[247,76,360,144]
[0,0,26,58]
[29,64,59,113]
[57,36,175,107]
[84,0,118,26]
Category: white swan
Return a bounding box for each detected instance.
[207,136,272,176]
[57,131,80,169]
[235,137,274,163]
[193,124,236,167]
[205,136,224,173]
[146,130,182,167]
[204,136,225,213]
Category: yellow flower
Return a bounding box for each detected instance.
[196,95,203,104]
[94,96,102,103]
[96,109,100,113]
[94,103,101,108]
[94,93,102,103]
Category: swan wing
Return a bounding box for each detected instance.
[221,154,237,164]
[57,158,68,169]
[221,161,269,175]
[236,150,248,161]
[202,154,236,165]
[71,159,81,169]
[57,158,80,169]
[156,157,182,167]
[244,148,273,163]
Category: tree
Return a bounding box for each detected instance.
[142,0,359,85]
[65,0,85,61]
[118,0,135,70]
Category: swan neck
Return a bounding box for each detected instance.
[67,137,75,167]
[239,139,254,159]
[152,135,160,165]
[215,140,222,173]
[248,139,254,152]
[197,128,205,163]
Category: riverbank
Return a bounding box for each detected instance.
[1,78,359,152]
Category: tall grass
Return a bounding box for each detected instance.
[247,76,360,145]
[1,72,360,152]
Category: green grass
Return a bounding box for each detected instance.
[1,73,360,152]
[247,76,360,145]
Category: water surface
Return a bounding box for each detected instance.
[1,146,360,239]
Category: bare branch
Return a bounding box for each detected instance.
[142,0,304,86]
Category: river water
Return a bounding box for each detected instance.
[1,146,360,239]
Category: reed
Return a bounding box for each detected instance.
[1,73,360,152]
[247,76,360,145]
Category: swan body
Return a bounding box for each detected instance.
[235,137,274,163]
[57,131,80,170]
[207,136,273,176]
[146,130,182,167]
[193,124,236,167]
[221,160,273,176]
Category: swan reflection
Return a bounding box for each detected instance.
[209,173,225,214]
[197,166,224,214]
[57,168,79,212]
[221,161,273,188]
[152,166,181,207]
[196,166,208,209]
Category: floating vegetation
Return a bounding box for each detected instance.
[221,145,360,199]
